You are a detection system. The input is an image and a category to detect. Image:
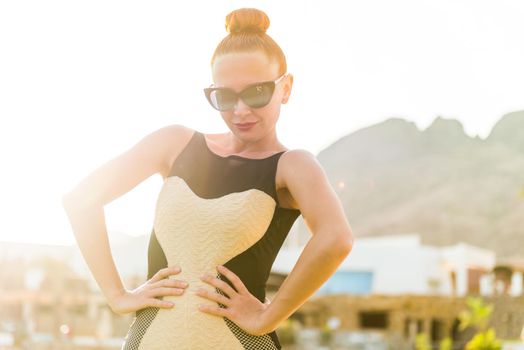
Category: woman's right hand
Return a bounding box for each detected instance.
[108,266,188,315]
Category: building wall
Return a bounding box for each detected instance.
[274,234,497,297]
[296,294,524,345]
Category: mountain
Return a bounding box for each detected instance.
[302,111,524,258]
[487,111,524,151]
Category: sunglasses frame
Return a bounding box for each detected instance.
[204,73,287,111]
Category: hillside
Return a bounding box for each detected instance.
[304,111,524,258]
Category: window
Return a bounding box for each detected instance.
[359,311,389,329]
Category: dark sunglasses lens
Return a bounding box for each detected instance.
[241,82,275,108]
[208,89,237,111]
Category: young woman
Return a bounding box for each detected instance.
[63,8,353,350]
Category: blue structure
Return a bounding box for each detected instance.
[316,270,373,295]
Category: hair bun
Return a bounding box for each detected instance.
[225,8,270,35]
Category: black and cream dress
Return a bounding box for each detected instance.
[121,130,301,350]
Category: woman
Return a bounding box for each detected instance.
[63,8,353,350]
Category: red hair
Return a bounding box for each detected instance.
[211,8,287,75]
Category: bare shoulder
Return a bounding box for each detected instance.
[156,124,196,178]
[276,149,328,210]
[275,148,352,245]
[62,124,196,208]
[278,149,320,172]
[277,149,326,186]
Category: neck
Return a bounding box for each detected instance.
[227,129,282,154]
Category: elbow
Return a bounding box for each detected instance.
[319,229,353,258]
[62,190,99,216]
[62,192,73,212]
[338,229,354,255]
[62,192,73,209]
[62,191,81,213]
[62,192,82,220]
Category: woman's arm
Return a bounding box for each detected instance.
[62,124,193,311]
[261,149,354,333]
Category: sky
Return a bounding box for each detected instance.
[1,0,523,246]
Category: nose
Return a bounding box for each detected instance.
[232,97,251,117]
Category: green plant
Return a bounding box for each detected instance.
[459,297,502,350]
[276,319,297,345]
[439,337,453,350]
[459,297,493,331]
[465,329,502,350]
[415,333,431,350]
[415,333,453,350]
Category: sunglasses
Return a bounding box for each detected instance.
[204,74,287,111]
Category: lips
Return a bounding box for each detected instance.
[236,122,257,127]
[234,122,257,131]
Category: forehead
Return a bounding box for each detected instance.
[212,51,280,88]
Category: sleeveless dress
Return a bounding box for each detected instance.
[121,130,301,350]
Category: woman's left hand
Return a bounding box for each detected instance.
[195,265,273,336]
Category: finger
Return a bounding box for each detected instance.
[217,265,248,294]
[195,288,231,306]
[150,266,181,283]
[198,304,230,318]
[149,278,188,290]
[145,298,174,309]
[146,287,185,298]
[201,274,237,297]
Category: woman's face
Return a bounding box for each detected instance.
[211,51,292,144]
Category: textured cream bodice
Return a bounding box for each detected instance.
[136,176,277,349]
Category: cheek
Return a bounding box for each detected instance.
[219,111,233,122]
[261,102,281,120]
[252,107,275,123]
[259,93,283,116]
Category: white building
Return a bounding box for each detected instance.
[273,233,497,296]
